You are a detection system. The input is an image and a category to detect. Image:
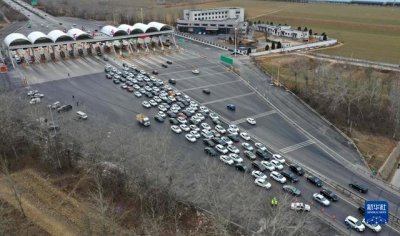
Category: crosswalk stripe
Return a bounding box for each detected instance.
[279,140,315,154]
[231,110,277,125]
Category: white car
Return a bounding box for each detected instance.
[171,125,182,134]
[313,193,330,206]
[255,178,271,189]
[270,171,287,184]
[246,117,256,125]
[215,125,226,134]
[220,155,234,165]
[229,153,243,163]
[255,142,268,151]
[149,100,157,106]
[194,113,205,121]
[261,161,275,171]
[270,160,284,170]
[227,145,240,154]
[49,101,61,109]
[192,69,200,74]
[158,111,166,118]
[134,92,142,98]
[189,124,200,131]
[345,216,365,232]
[251,170,267,179]
[177,117,187,124]
[180,124,190,132]
[158,105,167,112]
[362,218,382,232]
[291,202,311,212]
[199,106,209,113]
[272,154,286,163]
[221,136,233,145]
[190,130,201,139]
[201,122,211,130]
[185,133,196,142]
[201,129,213,139]
[228,124,239,132]
[209,113,219,120]
[240,132,251,141]
[216,144,228,154]
[241,142,254,151]
[227,128,238,135]
[29,97,41,104]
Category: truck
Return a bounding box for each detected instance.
[136,114,150,127]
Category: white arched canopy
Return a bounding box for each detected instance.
[101,25,128,37]
[47,30,74,42]
[118,24,135,34]
[4,33,31,47]
[27,31,52,44]
[148,22,172,31]
[67,28,92,40]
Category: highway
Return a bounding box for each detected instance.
[1,1,400,235]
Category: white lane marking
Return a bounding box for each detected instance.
[279,139,315,154]
[180,80,241,92]
[231,110,277,125]
[201,92,255,105]
[175,71,230,81]
[159,65,222,76]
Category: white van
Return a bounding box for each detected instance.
[76,111,88,120]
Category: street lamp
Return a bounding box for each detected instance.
[234,27,237,57]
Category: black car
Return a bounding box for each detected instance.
[282,185,301,196]
[203,139,215,147]
[349,183,368,194]
[255,149,270,160]
[227,134,240,142]
[320,188,339,202]
[252,161,266,172]
[161,64,168,68]
[182,110,193,117]
[168,79,176,85]
[166,60,173,64]
[202,89,211,95]
[119,78,126,83]
[235,163,247,172]
[212,137,227,146]
[289,164,305,176]
[167,111,176,118]
[182,100,190,106]
[212,119,221,125]
[358,206,365,215]
[145,92,153,98]
[280,171,299,183]
[113,79,121,84]
[57,104,72,113]
[169,118,179,125]
[306,175,323,187]
[154,115,164,123]
[152,70,159,75]
[204,147,217,156]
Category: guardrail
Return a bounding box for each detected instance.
[174,32,233,52]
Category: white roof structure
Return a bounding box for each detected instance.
[47,30,73,42]
[132,23,158,33]
[27,31,52,44]
[4,33,31,47]
[101,25,127,37]
[118,24,134,34]
[67,28,91,40]
[148,22,172,31]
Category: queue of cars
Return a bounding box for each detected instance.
[104,63,379,234]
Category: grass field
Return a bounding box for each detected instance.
[193,0,400,64]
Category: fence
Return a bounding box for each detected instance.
[250,39,338,57]
[174,32,230,51]
[379,142,400,180]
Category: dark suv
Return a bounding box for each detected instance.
[349,183,368,194]
[204,147,217,157]
[256,149,270,160]
[306,175,323,187]
[57,104,72,113]
[289,164,305,176]
[320,188,339,202]
[280,171,299,183]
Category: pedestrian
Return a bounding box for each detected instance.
[76,101,79,106]
[72,95,74,100]
[68,72,70,77]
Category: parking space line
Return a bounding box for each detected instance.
[180,80,241,92]
[159,65,222,76]
[231,110,277,125]
[175,71,231,81]
[201,92,255,105]
[279,140,315,154]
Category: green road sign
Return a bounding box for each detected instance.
[220,55,233,65]
[31,0,38,6]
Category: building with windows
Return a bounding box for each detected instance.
[255,24,310,40]
[177,7,247,34]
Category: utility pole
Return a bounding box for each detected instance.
[234,27,237,57]
[141,8,143,23]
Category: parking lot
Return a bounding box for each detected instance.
[21,45,396,235]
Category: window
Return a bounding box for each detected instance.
[194,23,200,26]
[210,24,216,26]
[194,18,197,20]
[202,24,208,26]
[219,24,224,27]
[236,11,240,14]
[227,24,233,27]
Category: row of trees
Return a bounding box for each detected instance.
[0,91,337,235]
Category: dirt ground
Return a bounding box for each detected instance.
[255,54,398,171]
